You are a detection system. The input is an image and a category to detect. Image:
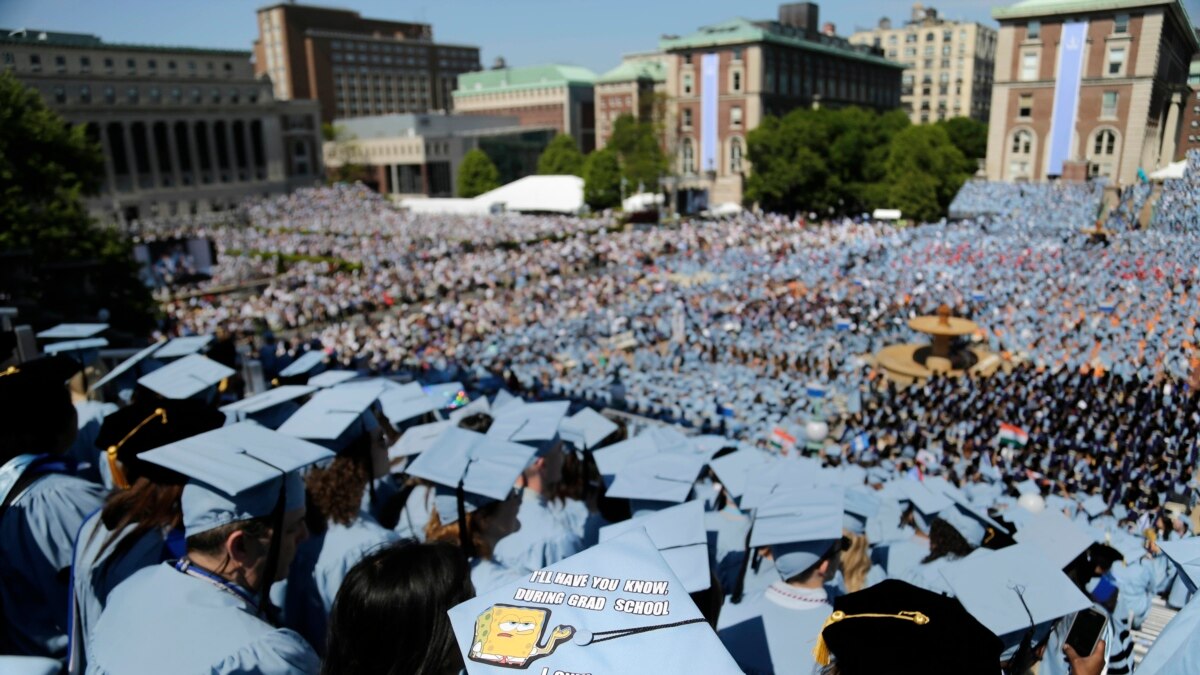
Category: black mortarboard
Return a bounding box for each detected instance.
[94,399,228,487]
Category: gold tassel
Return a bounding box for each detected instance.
[812,610,930,667]
[106,408,168,490]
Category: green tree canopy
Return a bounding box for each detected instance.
[607,114,667,192]
[883,124,971,222]
[0,71,152,331]
[582,148,622,210]
[457,148,501,198]
[937,117,989,163]
[536,134,585,176]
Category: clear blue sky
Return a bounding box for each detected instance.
[2,0,1198,74]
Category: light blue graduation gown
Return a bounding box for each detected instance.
[718,581,831,675]
[70,512,167,671]
[87,563,319,675]
[1111,559,1156,629]
[491,488,582,574]
[284,514,399,653]
[469,557,524,595]
[0,472,106,657]
[705,507,751,592]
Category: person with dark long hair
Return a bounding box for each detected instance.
[322,540,474,675]
[900,509,983,595]
[69,400,226,671]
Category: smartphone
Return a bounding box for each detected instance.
[1065,608,1108,658]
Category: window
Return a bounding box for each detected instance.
[924,46,935,57]
[684,53,692,66]
[30,54,41,71]
[732,71,742,92]
[683,73,693,95]
[1101,91,1118,117]
[79,85,90,103]
[211,88,220,103]
[730,137,743,172]
[171,87,181,103]
[126,87,138,103]
[126,58,136,72]
[1093,129,1117,155]
[148,59,157,71]
[1017,93,1036,117]
[681,138,695,173]
[168,60,176,71]
[904,47,917,57]
[1020,52,1038,80]
[103,86,115,104]
[149,86,160,103]
[52,86,65,103]
[190,88,201,104]
[732,48,743,62]
[683,108,693,128]
[926,32,935,42]
[1012,129,1033,154]
[54,55,66,72]
[1027,21,1040,39]
[1114,14,1129,34]
[103,57,114,72]
[731,106,743,127]
[229,88,239,103]
[1107,47,1126,75]
[79,55,90,71]
[942,45,951,56]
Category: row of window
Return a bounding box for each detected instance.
[329,40,471,59]
[892,28,977,45]
[1019,46,1126,81]
[45,84,261,106]
[1015,91,1119,119]
[681,48,743,66]
[1026,14,1129,40]
[6,52,236,76]
[681,69,743,95]
[678,136,743,174]
[1010,128,1119,157]
[680,106,743,129]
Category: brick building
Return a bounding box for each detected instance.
[254,3,480,122]
[1177,49,1200,159]
[985,0,1198,183]
[452,64,597,152]
[660,3,904,206]
[595,53,668,149]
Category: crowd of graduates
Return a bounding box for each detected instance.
[3,152,1200,674]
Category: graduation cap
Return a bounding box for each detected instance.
[423,382,470,410]
[371,381,438,426]
[941,544,1092,661]
[278,350,327,378]
[592,435,654,487]
[447,529,742,674]
[900,481,954,532]
[136,354,234,401]
[306,370,358,388]
[598,500,710,592]
[92,341,165,390]
[153,335,214,360]
[94,399,227,489]
[1134,591,1200,675]
[834,318,852,332]
[491,389,522,413]
[558,408,618,452]
[605,452,707,512]
[750,486,844,580]
[843,487,881,536]
[276,383,382,451]
[37,323,108,340]
[1157,538,1200,593]
[488,401,569,449]
[708,449,772,501]
[42,337,108,365]
[388,420,454,462]
[817,580,1002,674]
[1013,510,1095,570]
[1015,479,1041,497]
[448,395,491,423]
[1080,493,1108,518]
[219,385,316,430]
[139,421,333,537]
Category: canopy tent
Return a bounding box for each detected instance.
[1148,160,1187,181]
[400,175,585,215]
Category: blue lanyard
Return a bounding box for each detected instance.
[173,558,258,608]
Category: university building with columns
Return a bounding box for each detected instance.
[984,0,1197,184]
[1,28,322,223]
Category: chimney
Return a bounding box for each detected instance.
[879,17,892,30]
[821,22,836,36]
[779,3,819,31]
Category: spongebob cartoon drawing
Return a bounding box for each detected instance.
[468,604,575,669]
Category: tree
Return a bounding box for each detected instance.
[607,114,667,192]
[883,125,970,221]
[937,117,989,164]
[457,148,500,198]
[536,134,585,176]
[582,148,621,210]
[0,71,153,332]
[324,124,370,185]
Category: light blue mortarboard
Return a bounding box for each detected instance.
[153,335,214,359]
[941,544,1092,660]
[278,350,326,377]
[605,452,707,509]
[1112,504,1129,521]
[901,481,953,532]
[140,421,334,537]
[276,383,382,451]
[592,435,654,486]
[137,354,235,400]
[559,408,618,451]
[1080,494,1107,518]
[37,323,108,340]
[448,395,491,423]
[405,428,534,525]
[1107,530,1147,564]
[1044,494,1077,518]
[1013,510,1094,570]
[446,529,743,673]
[843,487,881,535]
[708,449,771,499]
[750,486,844,580]
[1015,479,1040,496]
[91,340,164,390]
[423,382,469,410]
[306,370,358,388]
[389,420,454,461]
[219,384,315,430]
[488,401,569,448]
[491,389,522,412]
[598,500,711,592]
[373,381,438,426]
[0,655,62,675]
[740,457,832,510]
[1133,590,1200,674]
[43,337,108,360]
[937,507,986,547]
[1158,538,1200,594]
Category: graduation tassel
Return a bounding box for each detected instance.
[812,610,930,667]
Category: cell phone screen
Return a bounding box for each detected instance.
[1065,609,1107,657]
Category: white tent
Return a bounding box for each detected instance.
[1148,160,1187,181]
[400,175,585,215]
[400,197,493,215]
[706,202,744,217]
[623,192,664,212]
[872,208,903,220]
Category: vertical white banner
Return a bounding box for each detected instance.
[701,53,719,173]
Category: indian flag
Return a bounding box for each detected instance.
[998,423,1029,448]
[770,427,797,453]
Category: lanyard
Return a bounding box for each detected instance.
[174,559,258,609]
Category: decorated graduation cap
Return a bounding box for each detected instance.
[605,451,707,513]
[599,500,710,592]
[750,486,844,580]
[740,457,832,510]
[558,407,618,452]
[941,543,1092,662]
[424,382,471,410]
[153,335,214,360]
[1159,538,1200,593]
[37,323,108,340]
[94,399,227,489]
[447,529,742,674]
[372,381,438,426]
[276,383,382,452]
[1013,510,1095,570]
[816,580,1002,674]
[139,421,333,538]
[306,370,358,388]
[449,395,491,423]
[219,385,316,430]
[137,354,234,401]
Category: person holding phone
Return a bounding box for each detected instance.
[1064,639,1107,675]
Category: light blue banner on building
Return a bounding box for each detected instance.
[1046,21,1088,176]
[701,53,719,173]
